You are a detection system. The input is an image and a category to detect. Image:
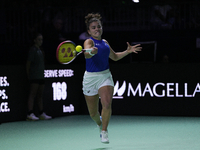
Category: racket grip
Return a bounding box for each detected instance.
[83,49,93,52]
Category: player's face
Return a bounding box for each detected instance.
[88,21,102,40]
[34,35,43,47]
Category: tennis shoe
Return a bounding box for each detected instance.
[27,113,39,121]
[39,112,52,120]
[100,131,109,144]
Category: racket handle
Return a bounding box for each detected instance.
[83,48,93,52]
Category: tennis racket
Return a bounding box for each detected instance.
[56,40,92,64]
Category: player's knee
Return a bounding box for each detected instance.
[29,92,37,98]
[102,102,111,110]
[36,93,43,99]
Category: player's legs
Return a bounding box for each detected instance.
[98,85,113,131]
[36,84,45,112]
[85,94,102,126]
[28,83,40,111]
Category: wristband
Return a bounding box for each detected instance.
[89,51,95,56]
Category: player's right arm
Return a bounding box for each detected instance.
[84,39,98,58]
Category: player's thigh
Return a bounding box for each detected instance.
[98,86,114,107]
[85,94,99,116]
[29,83,40,97]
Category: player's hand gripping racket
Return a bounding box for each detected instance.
[56,40,92,64]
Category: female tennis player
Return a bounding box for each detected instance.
[82,13,142,143]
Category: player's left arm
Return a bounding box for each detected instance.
[103,39,142,61]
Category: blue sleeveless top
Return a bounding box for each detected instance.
[85,37,110,72]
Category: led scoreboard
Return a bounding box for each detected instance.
[43,67,84,117]
[0,76,10,113]
[110,63,200,116]
[0,65,28,123]
[1,63,200,123]
[0,65,85,123]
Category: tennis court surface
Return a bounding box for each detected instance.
[1,115,200,150]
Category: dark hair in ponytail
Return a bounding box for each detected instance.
[85,13,102,30]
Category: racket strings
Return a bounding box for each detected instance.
[56,40,84,64]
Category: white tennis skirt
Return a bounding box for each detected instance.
[82,69,114,96]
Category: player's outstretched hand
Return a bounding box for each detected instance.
[91,47,98,54]
[126,42,142,54]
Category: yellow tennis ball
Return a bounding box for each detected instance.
[76,45,82,52]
